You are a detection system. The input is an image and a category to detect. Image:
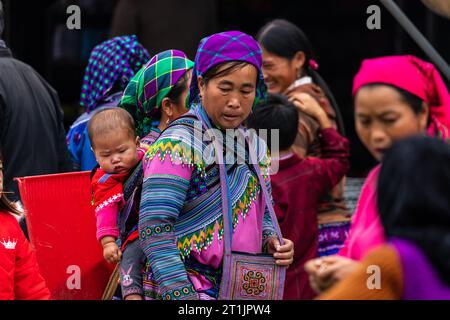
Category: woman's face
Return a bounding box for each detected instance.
[355,85,429,161]
[160,69,193,131]
[172,69,193,119]
[198,63,258,129]
[261,48,303,94]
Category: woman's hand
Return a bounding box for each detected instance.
[287,92,332,129]
[267,237,294,267]
[304,255,360,293]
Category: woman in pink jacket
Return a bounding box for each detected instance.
[305,55,450,293]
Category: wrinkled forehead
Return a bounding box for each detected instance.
[214,62,258,82]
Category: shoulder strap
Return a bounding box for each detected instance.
[245,133,284,246]
[89,164,100,181]
[161,114,199,134]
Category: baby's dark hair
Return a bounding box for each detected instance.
[246,93,299,151]
[87,108,136,148]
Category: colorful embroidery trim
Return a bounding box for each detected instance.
[163,284,196,300]
[177,174,261,258]
[95,193,124,213]
[145,138,206,178]
[140,224,174,240]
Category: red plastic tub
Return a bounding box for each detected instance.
[16,171,114,300]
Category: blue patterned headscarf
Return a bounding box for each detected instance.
[80,35,150,113]
[189,31,267,107]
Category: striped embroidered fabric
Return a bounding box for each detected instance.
[139,109,276,300]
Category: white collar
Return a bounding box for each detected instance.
[286,76,313,91]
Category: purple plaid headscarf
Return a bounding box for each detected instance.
[189,31,267,106]
[80,35,150,113]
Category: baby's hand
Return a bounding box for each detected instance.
[103,242,122,264]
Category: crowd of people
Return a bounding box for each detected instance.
[1,0,449,300]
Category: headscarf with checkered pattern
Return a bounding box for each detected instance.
[120,49,194,138]
[80,35,150,113]
[189,31,267,107]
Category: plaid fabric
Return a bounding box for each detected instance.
[189,31,267,107]
[80,35,150,113]
[120,50,194,138]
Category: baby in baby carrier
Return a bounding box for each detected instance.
[88,107,146,300]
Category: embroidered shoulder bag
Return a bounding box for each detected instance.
[210,127,286,300]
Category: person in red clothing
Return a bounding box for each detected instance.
[246,93,349,299]
[0,156,51,300]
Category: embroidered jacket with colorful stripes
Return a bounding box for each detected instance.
[139,106,279,300]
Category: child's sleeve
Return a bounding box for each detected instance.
[92,171,125,240]
[95,204,120,241]
[139,139,199,300]
[311,128,350,194]
[14,219,51,300]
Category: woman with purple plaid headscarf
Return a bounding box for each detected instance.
[139,31,294,300]
[66,35,150,171]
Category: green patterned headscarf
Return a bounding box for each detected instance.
[120,49,194,138]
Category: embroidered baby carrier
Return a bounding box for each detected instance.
[98,162,144,300]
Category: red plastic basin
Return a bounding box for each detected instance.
[16,171,114,300]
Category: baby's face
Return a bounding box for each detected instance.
[93,129,139,174]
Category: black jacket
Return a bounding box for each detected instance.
[0,46,73,201]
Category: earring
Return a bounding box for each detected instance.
[166,119,171,125]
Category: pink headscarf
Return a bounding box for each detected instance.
[352,55,450,138]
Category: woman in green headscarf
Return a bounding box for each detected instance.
[113,49,194,299]
[121,49,194,149]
